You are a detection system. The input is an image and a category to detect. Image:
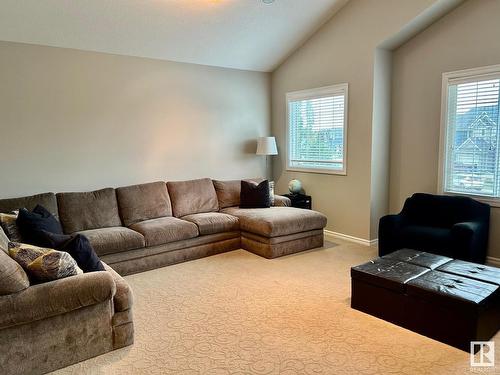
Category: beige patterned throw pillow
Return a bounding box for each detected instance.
[9,242,82,282]
[0,230,30,295]
[0,212,22,242]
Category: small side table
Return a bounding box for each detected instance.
[283,193,312,210]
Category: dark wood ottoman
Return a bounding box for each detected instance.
[351,249,500,352]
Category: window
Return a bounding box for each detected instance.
[439,64,500,205]
[286,84,348,174]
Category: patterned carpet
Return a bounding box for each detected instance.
[52,240,499,375]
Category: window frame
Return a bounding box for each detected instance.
[285,83,349,175]
[438,64,500,207]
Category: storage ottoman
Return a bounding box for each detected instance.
[351,249,500,352]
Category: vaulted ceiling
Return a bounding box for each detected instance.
[0,0,348,72]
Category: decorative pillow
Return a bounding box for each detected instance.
[17,205,64,245]
[9,242,82,282]
[0,226,9,253]
[240,180,271,208]
[0,212,22,242]
[27,250,82,282]
[39,231,105,273]
[0,238,30,295]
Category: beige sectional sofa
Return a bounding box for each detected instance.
[0,177,327,375]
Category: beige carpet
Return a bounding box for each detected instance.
[52,240,499,375]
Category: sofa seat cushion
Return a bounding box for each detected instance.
[77,227,145,256]
[129,217,199,247]
[102,262,133,312]
[220,207,327,238]
[400,225,453,256]
[182,212,239,235]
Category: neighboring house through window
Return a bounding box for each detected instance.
[439,64,500,205]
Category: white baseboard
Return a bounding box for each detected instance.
[487,256,500,268]
[324,230,500,267]
[324,229,378,247]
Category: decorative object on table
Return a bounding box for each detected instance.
[256,136,278,181]
[268,180,275,205]
[283,193,312,210]
[378,193,490,264]
[240,180,271,208]
[288,179,302,194]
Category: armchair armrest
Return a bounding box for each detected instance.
[0,271,116,330]
[273,195,291,207]
[451,221,488,263]
[378,214,407,256]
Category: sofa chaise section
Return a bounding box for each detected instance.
[221,207,326,258]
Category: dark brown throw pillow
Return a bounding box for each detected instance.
[240,180,271,208]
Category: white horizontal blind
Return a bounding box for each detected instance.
[444,76,500,197]
[287,84,347,173]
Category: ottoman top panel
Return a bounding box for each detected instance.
[383,249,452,270]
[437,260,500,286]
[407,270,498,309]
[351,258,429,293]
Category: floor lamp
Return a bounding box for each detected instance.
[256,136,278,182]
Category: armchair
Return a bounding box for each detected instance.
[379,193,490,264]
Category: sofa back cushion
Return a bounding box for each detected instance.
[213,180,241,209]
[0,193,58,218]
[167,178,219,217]
[57,188,122,233]
[402,193,491,228]
[116,181,172,226]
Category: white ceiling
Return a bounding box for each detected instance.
[0,0,348,72]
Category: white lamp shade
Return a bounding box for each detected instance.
[256,136,278,155]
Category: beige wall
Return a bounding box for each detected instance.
[390,0,500,259]
[0,41,270,198]
[271,0,435,240]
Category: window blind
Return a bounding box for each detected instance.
[444,77,500,197]
[287,84,347,173]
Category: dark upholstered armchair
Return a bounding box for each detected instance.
[379,193,490,264]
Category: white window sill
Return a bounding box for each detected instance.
[286,167,347,176]
[442,191,500,208]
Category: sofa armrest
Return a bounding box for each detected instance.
[0,271,116,329]
[378,214,406,256]
[451,221,488,263]
[273,195,291,207]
